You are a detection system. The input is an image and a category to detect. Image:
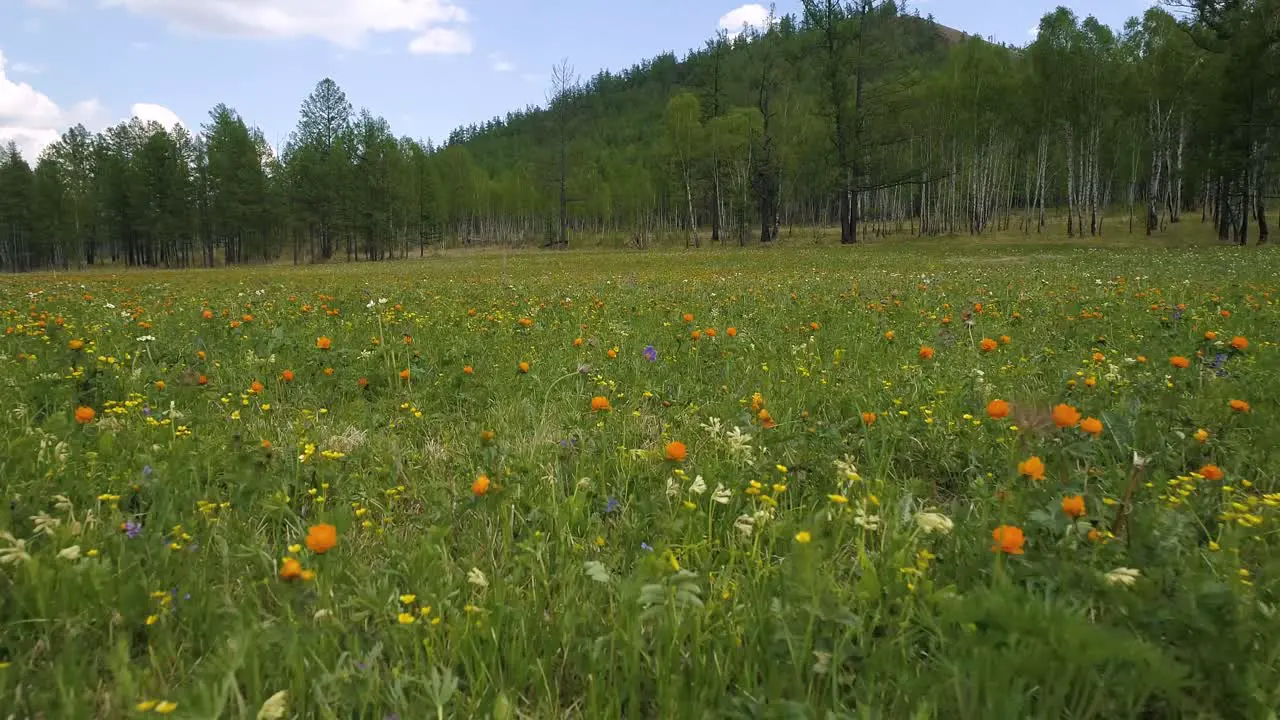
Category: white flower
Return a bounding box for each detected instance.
[689,475,707,495]
[700,417,724,437]
[733,514,755,537]
[725,427,755,465]
[104,303,115,309]
[711,483,732,505]
[915,512,954,535]
[467,567,489,588]
[834,456,861,484]
[257,690,289,720]
[0,532,31,566]
[1105,567,1141,586]
[665,477,681,498]
[312,609,333,621]
[1132,452,1150,470]
[136,335,156,343]
[58,545,82,561]
[854,507,881,531]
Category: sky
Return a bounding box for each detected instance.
[1,0,1157,162]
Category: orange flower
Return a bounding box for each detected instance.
[1079,417,1103,437]
[1170,355,1190,369]
[991,525,1025,555]
[316,336,332,350]
[1229,399,1251,413]
[399,368,410,380]
[197,374,208,386]
[279,557,303,581]
[705,328,717,338]
[154,380,165,391]
[472,474,491,496]
[67,339,84,351]
[323,367,335,377]
[1061,495,1086,519]
[201,309,214,320]
[1091,352,1105,363]
[682,313,694,323]
[664,441,687,462]
[999,335,1011,344]
[518,361,530,373]
[726,327,737,337]
[197,351,206,361]
[979,338,998,353]
[463,365,474,375]
[986,399,1010,419]
[480,430,496,442]
[1204,331,1217,341]
[861,411,877,425]
[1018,456,1046,481]
[358,377,369,389]
[884,330,895,341]
[590,396,611,412]
[573,337,584,347]
[281,370,294,382]
[757,409,777,429]
[690,330,701,341]
[305,523,337,554]
[1230,336,1248,351]
[809,322,820,331]
[606,348,618,359]
[1051,404,1081,428]
[518,317,534,328]
[1198,464,1225,481]
[74,406,96,424]
[250,381,265,394]
[918,345,935,361]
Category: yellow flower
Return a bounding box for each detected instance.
[794,531,812,544]
[398,612,416,625]
[145,614,159,626]
[155,701,178,714]
[828,494,849,504]
[400,594,417,604]
[136,701,158,712]
[287,544,301,554]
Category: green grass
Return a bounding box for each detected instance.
[2,239,1279,718]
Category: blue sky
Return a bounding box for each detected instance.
[2,0,1155,160]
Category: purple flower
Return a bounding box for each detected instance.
[141,404,151,417]
[123,521,142,539]
[142,465,152,478]
[641,542,654,552]
[604,496,620,514]
[643,345,658,362]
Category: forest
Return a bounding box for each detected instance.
[0,0,1276,270]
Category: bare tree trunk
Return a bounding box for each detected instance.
[1066,125,1076,237]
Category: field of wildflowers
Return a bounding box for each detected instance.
[2,243,1278,718]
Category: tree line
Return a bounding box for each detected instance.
[0,0,1275,271]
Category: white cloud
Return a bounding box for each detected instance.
[489,52,514,72]
[408,26,471,55]
[718,3,769,37]
[9,61,41,75]
[131,102,183,129]
[102,0,471,51]
[0,49,105,160]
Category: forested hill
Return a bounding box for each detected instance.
[0,0,1276,271]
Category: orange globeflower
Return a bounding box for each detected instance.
[316,336,332,350]
[74,406,96,424]
[1204,331,1218,341]
[590,396,611,412]
[518,317,534,328]
[480,430,496,443]
[726,327,738,337]
[1018,456,1046,481]
[1230,336,1249,351]
[705,328,717,338]
[1079,417,1103,437]
[986,399,1010,419]
[918,345,935,361]
[979,338,998,353]
[250,381,265,394]
[1198,464,1225,481]
[67,339,85,351]
[682,313,694,323]
[518,361,530,373]
[664,441,687,462]
[472,474,491,497]
[201,309,214,320]
[305,523,337,554]
[690,330,701,341]
[323,367,335,377]
[1061,495,1086,519]
[861,411,877,426]
[1229,399,1251,413]
[884,330,896,341]
[197,374,208,386]
[358,377,369,389]
[1051,403,1081,428]
[999,335,1011,344]
[279,557,303,581]
[573,337,584,347]
[463,365,474,375]
[991,525,1026,555]
[399,368,410,380]
[1170,356,1190,369]
[281,370,294,382]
